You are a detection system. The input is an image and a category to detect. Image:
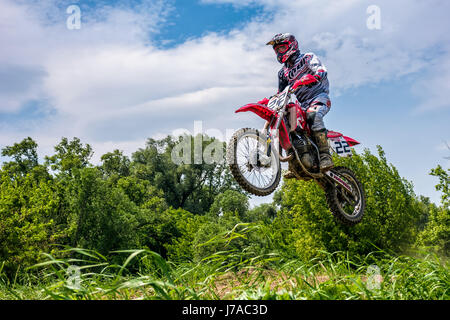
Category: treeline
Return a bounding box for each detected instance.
[0,135,448,278]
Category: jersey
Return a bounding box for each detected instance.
[278,52,330,110]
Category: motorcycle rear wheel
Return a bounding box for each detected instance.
[227,128,281,196]
[324,166,366,226]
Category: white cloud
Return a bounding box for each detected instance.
[411,56,450,112]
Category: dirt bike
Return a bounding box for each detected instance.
[226,80,366,226]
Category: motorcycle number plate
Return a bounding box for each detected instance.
[267,87,289,110]
[329,136,352,157]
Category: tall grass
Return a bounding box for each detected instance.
[1,224,449,300]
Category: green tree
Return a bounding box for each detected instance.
[1,137,39,176]
[430,165,449,208]
[416,165,449,255]
[0,139,58,277]
[245,203,277,223]
[65,167,141,254]
[164,209,208,262]
[208,189,249,219]
[100,149,130,179]
[131,134,242,214]
[45,137,93,174]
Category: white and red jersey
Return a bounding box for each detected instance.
[278,52,330,109]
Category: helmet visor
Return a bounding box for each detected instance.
[274,44,289,54]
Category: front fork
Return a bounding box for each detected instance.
[262,109,285,158]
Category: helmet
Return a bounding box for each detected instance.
[266,33,299,64]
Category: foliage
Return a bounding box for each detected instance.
[131,135,242,214]
[1,137,39,176]
[2,242,448,300]
[244,203,277,223]
[100,149,131,178]
[0,139,57,276]
[45,137,93,174]
[208,189,249,219]
[164,209,208,263]
[1,136,449,300]
[416,165,449,255]
[273,146,424,260]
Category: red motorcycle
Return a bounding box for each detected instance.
[227,80,366,225]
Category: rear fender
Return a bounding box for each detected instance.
[327,131,360,147]
[327,130,360,157]
[343,136,360,147]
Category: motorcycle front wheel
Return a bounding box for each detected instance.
[227,128,281,196]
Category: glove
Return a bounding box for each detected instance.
[292,74,319,91]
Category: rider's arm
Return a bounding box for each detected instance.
[306,53,327,81]
[278,68,289,93]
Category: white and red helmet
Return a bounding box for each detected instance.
[266,33,299,64]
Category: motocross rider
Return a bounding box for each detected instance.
[262,33,334,177]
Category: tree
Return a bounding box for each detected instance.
[1,137,39,176]
[416,165,449,255]
[45,137,93,174]
[245,203,277,223]
[163,209,208,262]
[65,167,141,254]
[430,165,449,208]
[208,190,249,219]
[131,134,242,214]
[100,149,130,178]
[0,165,57,277]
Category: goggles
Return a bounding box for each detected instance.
[274,43,289,54]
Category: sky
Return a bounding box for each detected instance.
[0,0,449,206]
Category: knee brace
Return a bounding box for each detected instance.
[308,102,328,132]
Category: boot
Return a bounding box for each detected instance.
[312,129,334,172]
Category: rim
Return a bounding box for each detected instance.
[335,172,362,218]
[235,132,279,190]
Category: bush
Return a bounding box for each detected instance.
[416,165,449,255]
[0,167,58,277]
[273,146,423,260]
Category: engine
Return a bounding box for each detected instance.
[291,133,314,169]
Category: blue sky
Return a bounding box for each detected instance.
[155,1,265,45]
[0,0,449,205]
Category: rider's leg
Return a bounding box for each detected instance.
[307,98,334,172]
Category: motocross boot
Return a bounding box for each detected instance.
[312,129,334,172]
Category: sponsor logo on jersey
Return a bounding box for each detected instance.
[284,54,312,81]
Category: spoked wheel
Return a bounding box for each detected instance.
[227,128,281,196]
[325,166,366,226]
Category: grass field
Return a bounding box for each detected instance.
[1,246,448,300]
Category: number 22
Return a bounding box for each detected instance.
[335,140,350,154]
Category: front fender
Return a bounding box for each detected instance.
[235,103,292,150]
[235,103,275,122]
